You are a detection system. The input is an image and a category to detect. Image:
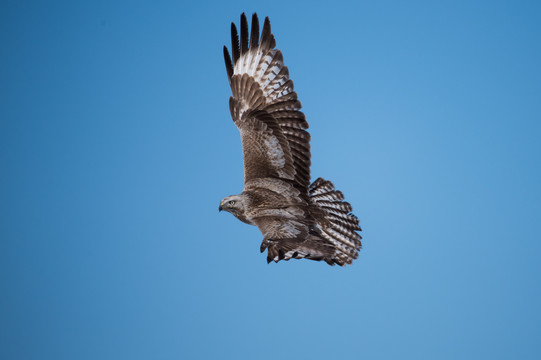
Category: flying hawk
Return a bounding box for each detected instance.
[219,13,362,266]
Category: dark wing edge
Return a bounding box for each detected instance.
[224,13,311,194]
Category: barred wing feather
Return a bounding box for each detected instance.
[224,13,311,192]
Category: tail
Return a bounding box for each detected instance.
[309,177,362,266]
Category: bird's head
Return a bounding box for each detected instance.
[219,194,246,216]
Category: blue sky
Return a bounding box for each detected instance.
[1,0,540,359]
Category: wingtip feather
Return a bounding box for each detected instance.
[231,22,240,64]
[240,13,249,55]
[223,46,233,82]
[250,13,259,50]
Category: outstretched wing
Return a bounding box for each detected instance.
[224,13,311,194]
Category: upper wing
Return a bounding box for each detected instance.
[224,13,311,193]
[233,109,296,182]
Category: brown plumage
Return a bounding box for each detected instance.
[220,13,362,266]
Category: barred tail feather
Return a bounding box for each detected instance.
[309,177,362,266]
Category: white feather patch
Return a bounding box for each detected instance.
[264,135,285,168]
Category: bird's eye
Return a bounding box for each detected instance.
[229,200,235,206]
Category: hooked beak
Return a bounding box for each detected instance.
[219,203,223,212]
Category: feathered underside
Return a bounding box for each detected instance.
[223,14,362,266]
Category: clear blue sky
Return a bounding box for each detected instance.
[1,0,540,359]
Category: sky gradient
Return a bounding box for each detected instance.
[1,0,540,359]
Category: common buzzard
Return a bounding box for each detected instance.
[220,13,362,266]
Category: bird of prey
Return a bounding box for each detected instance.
[219,13,362,266]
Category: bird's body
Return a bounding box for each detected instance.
[220,13,362,266]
